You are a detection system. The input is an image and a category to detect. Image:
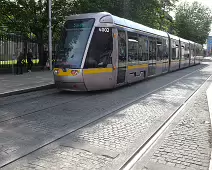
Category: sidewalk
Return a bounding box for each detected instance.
[132,75,212,170]
[0,71,54,97]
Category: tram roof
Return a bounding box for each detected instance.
[66,12,168,38]
[168,34,180,41]
[66,12,200,45]
[189,40,195,45]
[111,15,168,38]
[180,38,189,43]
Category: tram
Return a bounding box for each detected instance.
[53,12,203,91]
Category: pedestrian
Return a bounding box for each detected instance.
[27,49,33,72]
[16,51,24,75]
[41,47,48,71]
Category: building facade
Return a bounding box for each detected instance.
[207,36,212,56]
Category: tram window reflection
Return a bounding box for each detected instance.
[138,35,148,62]
[149,37,156,62]
[128,32,138,65]
[118,30,127,63]
[84,27,113,68]
[157,38,163,61]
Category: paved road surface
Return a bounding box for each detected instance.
[0,62,211,170]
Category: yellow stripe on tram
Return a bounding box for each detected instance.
[83,68,113,75]
[128,64,148,70]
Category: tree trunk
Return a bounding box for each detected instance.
[36,33,44,67]
[24,40,27,57]
[38,42,44,66]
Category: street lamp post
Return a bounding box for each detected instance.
[48,0,52,70]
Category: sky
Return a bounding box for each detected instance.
[170,0,212,36]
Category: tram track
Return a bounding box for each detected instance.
[0,88,66,107]
[0,64,206,124]
[0,91,96,123]
[0,88,85,107]
[0,64,205,124]
[0,64,209,169]
[118,75,212,170]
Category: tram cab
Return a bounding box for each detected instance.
[54,12,117,91]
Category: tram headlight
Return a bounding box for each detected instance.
[71,70,79,76]
[54,69,60,75]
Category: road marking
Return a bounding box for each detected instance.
[207,83,212,170]
[120,75,212,170]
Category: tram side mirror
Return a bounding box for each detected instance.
[98,59,108,67]
[98,62,104,66]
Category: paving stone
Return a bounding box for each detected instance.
[158,160,167,164]
[166,162,176,167]
[149,81,212,170]
[1,65,211,170]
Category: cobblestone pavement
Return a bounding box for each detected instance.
[1,63,212,170]
[7,146,113,170]
[132,76,212,170]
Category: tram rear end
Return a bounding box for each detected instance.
[54,13,116,91]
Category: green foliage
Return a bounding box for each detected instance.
[0,0,74,63]
[175,1,212,44]
[0,0,73,43]
[0,0,178,45]
[72,0,177,31]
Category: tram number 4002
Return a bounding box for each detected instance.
[99,28,110,32]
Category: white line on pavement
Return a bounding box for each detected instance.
[207,82,212,170]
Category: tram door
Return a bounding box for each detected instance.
[148,37,157,76]
[162,38,169,72]
[117,30,127,84]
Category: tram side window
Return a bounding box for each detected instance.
[84,27,113,68]
[118,30,127,63]
[181,44,185,60]
[156,38,163,61]
[172,40,176,60]
[149,37,156,62]
[128,32,138,65]
[138,35,148,62]
[163,38,169,60]
[185,43,189,59]
[190,45,194,58]
[194,46,197,57]
[176,44,180,59]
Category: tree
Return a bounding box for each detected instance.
[72,0,175,30]
[175,1,212,44]
[157,0,178,31]
[0,0,73,64]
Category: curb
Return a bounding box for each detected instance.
[207,82,212,170]
[0,83,55,97]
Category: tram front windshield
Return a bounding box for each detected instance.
[55,19,95,69]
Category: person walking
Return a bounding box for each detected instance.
[27,49,33,72]
[41,48,48,71]
[16,51,24,75]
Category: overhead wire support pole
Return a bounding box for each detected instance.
[48,0,52,71]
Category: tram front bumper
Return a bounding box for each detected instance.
[55,81,87,91]
[53,68,87,91]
